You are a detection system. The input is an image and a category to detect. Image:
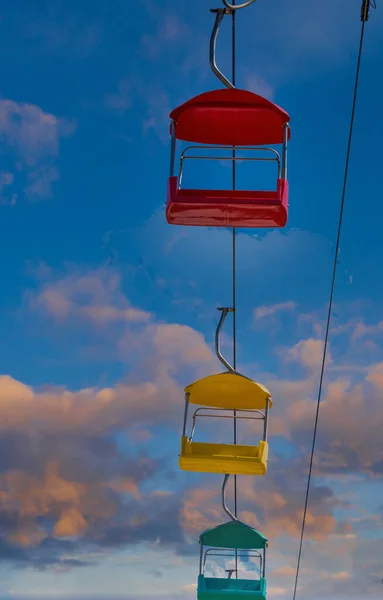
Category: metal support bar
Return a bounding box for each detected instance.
[204,548,263,578]
[203,548,262,578]
[205,548,262,558]
[222,0,257,9]
[182,393,189,437]
[263,546,266,578]
[263,398,270,442]
[188,406,265,442]
[170,121,176,177]
[189,413,197,442]
[181,145,281,156]
[192,406,265,419]
[361,0,375,22]
[215,307,235,372]
[199,542,204,575]
[281,124,288,179]
[179,145,281,189]
[222,474,237,521]
[192,412,264,421]
[182,155,279,163]
[209,9,235,89]
[225,569,235,579]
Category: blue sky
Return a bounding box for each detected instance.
[0,0,383,598]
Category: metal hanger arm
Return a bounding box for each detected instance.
[210,9,235,89]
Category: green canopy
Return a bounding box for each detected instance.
[199,520,267,550]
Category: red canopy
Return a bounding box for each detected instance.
[170,88,290,146]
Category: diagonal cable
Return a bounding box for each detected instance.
[292,4,373,599]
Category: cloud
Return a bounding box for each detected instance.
[180,488,223,542]
[0,267,220,564]
[103,8,210,142]
[272,565,297,577]
[25,264,218,383]
[180,465,346,549]
[104,78,132,115]
[176,444,382,599]
[12,264,383,586]
[123,211,335,320]
[268,588,288,596]
[151,323,213,364]
[0,373,175,435]
[286,337,330,370]
[29,266,151,326]
[0,359,379,589]
[266,337,383,478]
[0,99,75,201]
[21,7,103,58]
[237,0,383,92]
[0,371,186,558]
[105,75,172,143]
[25,165,59,199]
[331,571,351,580]
[0,171,16,206]
[255,302,297,319]
[351,319,383,341]
[139,14,191,61]
[308,364,383,475]
[242,71,275,100]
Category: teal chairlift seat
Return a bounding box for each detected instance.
[198,520,268,600]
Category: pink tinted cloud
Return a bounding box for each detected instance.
[30,266,151,326]
[27,266,383,479]
[0,366,181,549]
[27,264,218,382]
[286,337,331,370]
[16,270,383,577]
[0,268,220,551]
[181,469,344,545]
[266,352,383,476]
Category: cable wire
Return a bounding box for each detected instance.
[231,0,238,579]
[292,7,372,600]
[231,0,238,517]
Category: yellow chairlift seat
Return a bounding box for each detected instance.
[179,371,272,476]
[180,437,268,475]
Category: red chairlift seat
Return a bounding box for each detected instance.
[166,88,290,229]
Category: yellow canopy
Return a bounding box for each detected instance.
[184,372,272,410]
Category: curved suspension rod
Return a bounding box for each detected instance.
[222,474,237,521]
[210,9,235,89]
[215,307,235,372]
[222,0,257,9]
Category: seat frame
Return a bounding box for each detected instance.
[198,546,267,600]
[201,547,264,577]
[169,119,288,181]
[167,119,289,228]
[179,396,270,475]
[179,144,282,186]
[182,398,270,445]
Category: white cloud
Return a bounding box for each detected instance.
[0,99,75,200]
[255,301,297,319]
